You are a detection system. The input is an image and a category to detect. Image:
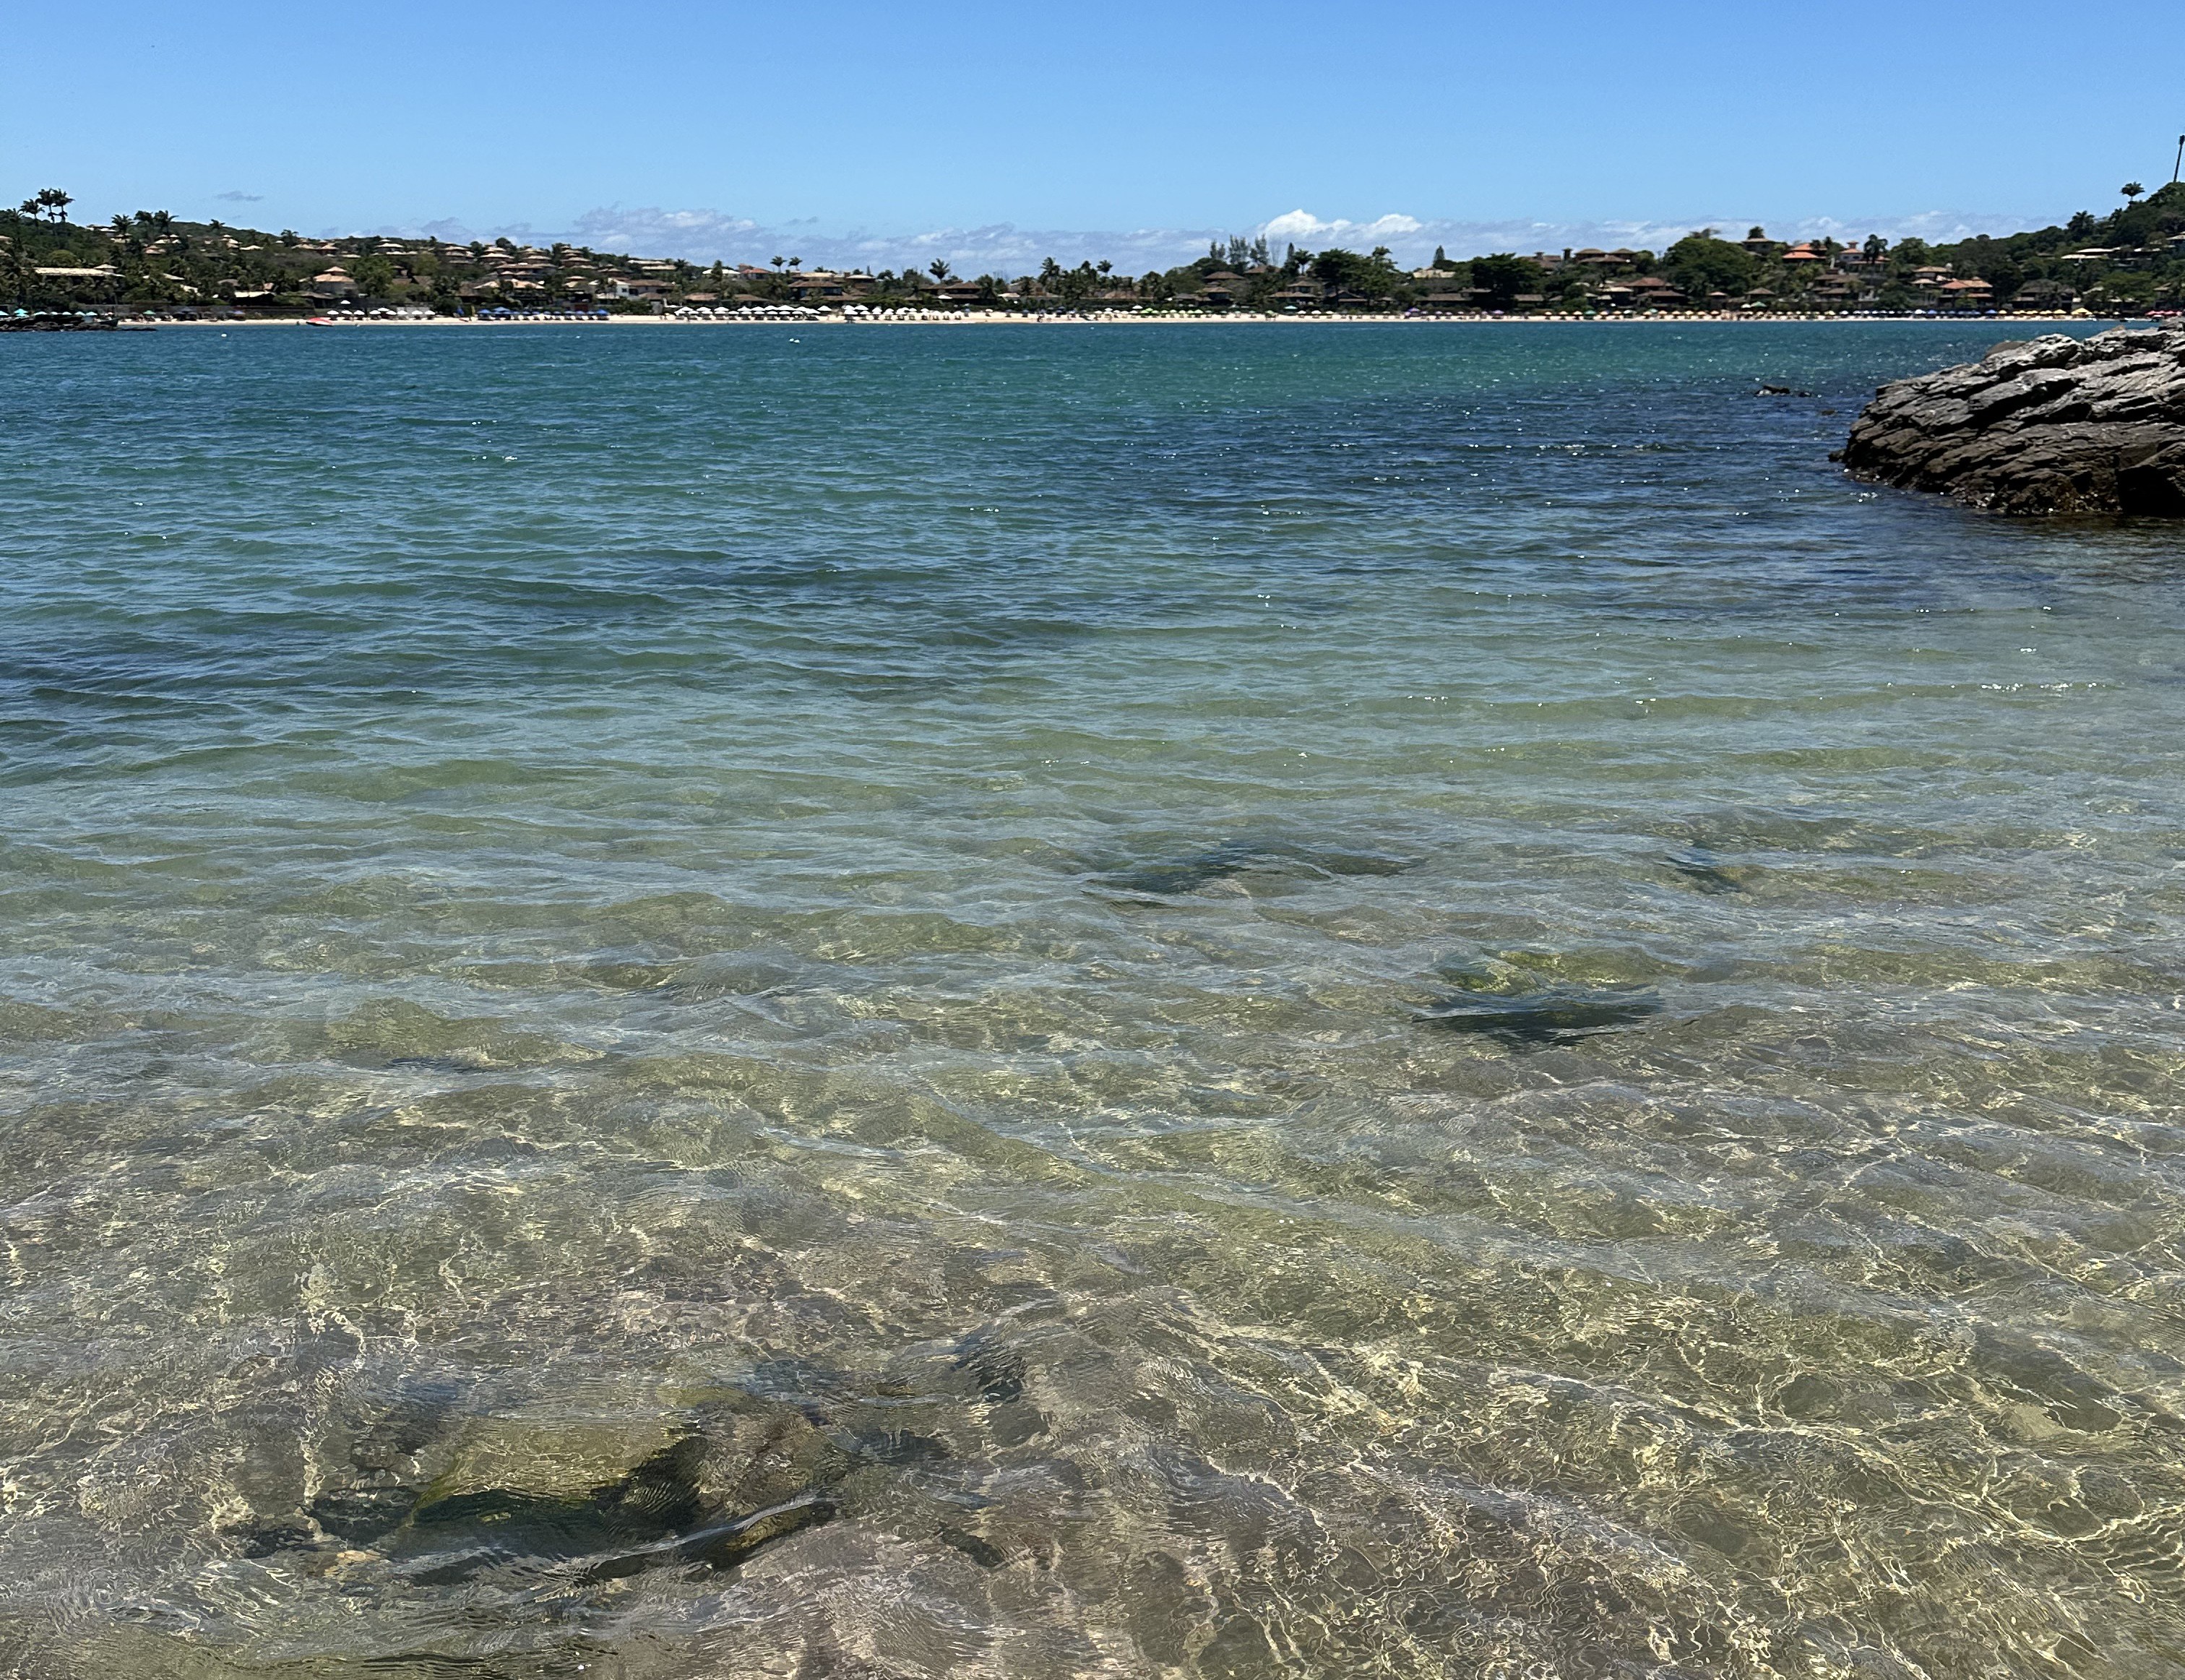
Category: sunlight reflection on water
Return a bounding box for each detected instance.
[1,321,2182,1679]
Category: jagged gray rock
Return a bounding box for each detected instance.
[1837,324,2185,514]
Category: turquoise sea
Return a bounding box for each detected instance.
[4,321,2184,1679]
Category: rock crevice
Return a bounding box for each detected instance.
[1837,324,2185,514]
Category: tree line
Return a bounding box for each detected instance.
[7,181,2181,315]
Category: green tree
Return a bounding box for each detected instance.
[1307,246,1401,298]
[1884,237,1933,278]
[1055,260,1098,304]
[2122,182,2145,203]
[1664,232,1757,297]
[1468,252,1547,308]
[350,254,397,298]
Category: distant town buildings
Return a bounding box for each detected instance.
[9,194,2180,318]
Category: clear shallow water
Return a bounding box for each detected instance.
[3,321,2184,1679]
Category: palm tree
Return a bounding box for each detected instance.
[2122,182,2145,203]
[929,259,952,283]
[110,213,131,238]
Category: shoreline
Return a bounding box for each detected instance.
[138,309,2124,329]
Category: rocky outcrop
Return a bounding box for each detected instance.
[1837,324,2185,514]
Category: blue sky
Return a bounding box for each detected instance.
[7,0,2178,267]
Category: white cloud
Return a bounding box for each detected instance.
[1260,210,1423,245]
[214,190,264,203]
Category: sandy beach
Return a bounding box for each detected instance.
[171,309,2117,329]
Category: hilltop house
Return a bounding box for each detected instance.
[779,271,865,302]
[1199,270,1246,305]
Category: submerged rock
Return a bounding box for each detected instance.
[1418,984,1660,1045]
[1837,325,2185,514]
[1092,840,1411,897]
[1665,852,1745,895]
[291,1395,855,1585]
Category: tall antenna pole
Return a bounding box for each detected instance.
[2175,133,2184,185]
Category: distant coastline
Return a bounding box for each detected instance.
[120,309,2119,329]
[7,184,2180,324]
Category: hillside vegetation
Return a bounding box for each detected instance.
[7,184,2181,316]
